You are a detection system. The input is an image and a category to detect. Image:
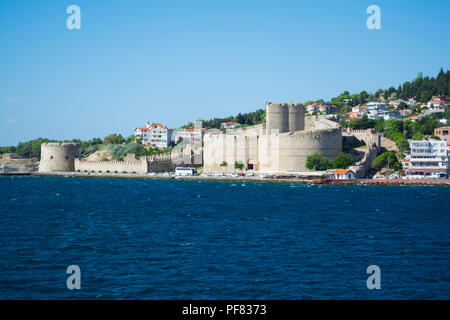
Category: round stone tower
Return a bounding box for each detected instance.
[288,103,305,132]
[39,142,81,172]
[266,102,289,134]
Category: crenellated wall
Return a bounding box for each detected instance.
[75,158,148,174]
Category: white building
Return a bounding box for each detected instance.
[332,169,356,180]
[367,102,392,120]
[405,139,449,179]
[174,128,206,145]
[306,103,337,115]
[221,122,240,129]
[378,110,402,120]
[427,96,450,109]
[351,105,368,115]
[135,123,174,149]
[367,102,388,111]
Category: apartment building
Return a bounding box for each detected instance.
[306,103,337,115]
[174,128,206,145]
[135,122,174,149]
[405,139,449,178]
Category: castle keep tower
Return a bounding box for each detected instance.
[266,102,304,134]
[203,100,342,174]
[288,103,305,132]
[39,142,81,172]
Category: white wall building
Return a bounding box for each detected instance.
[427,96,450,109]
[351,106,368,115]
[367,102,388,111]
[405,139,449,178]
[135,123,174,149]
[306,103,337,115]
[377,110,402,120]
[221,122,240,129]
[332,169,356,180]
[174,128,206,145]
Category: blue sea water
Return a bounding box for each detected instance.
[0,176,449,299]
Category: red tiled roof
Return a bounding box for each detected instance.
[185,129,206,132]
[334,169,352,174]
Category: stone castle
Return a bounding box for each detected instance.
[203,102,342,173]
[39,102,343,174]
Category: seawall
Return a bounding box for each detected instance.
[30,172,450,186]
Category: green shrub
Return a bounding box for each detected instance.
[234,161,244,171]
[104,143,147,160]
[389,132,404,142]
[333,153,353,169]
[396,139,410,153]
[372,152,397,170]
[306,152,333,171]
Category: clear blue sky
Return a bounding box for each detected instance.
[1,0,449,146]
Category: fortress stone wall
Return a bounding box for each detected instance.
[73,149,200,174]
[203,103,342,173]
[40,142,202,174]
[39,143,81,172]
[75,159,148,174]
[343,128,382,178]
[75,153,148,173]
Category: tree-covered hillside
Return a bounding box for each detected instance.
[324,68,450,114]
[183,108,266,129]
[186,68,449,125]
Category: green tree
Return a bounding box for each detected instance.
[234,161,244,172]
[103,134,125,145]
[0,146,16,154]
[220,161,228,173]
[389,132,404,142]
[383,120,402,138]
[333,153,353,169]
[126,135,136,143]
[16,138,54,159]
[372,152,397,170]
[374,118,385,132]
[396,139,410,153]
[412,132,424,140]
[306,152,333,171]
